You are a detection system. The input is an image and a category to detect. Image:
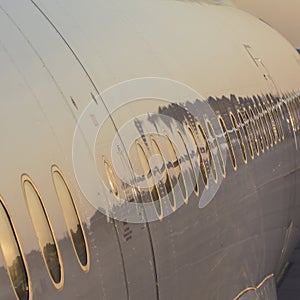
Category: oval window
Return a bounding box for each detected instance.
[282,97,296,133]
[177,130,199,196]
[230,113,247,163]
[52,166,89,272]
[150,137,176,210]
[266,95,281,142]
[244,108,259,156]
[186,125,208,186]
[262,102,278,144]
[295,98,300,130]
[136,142,163,219]
[206,120,226,178]
[289,96,299,130]
[259,104,273,147]
[197,123,217,183]
[165,136,187,202]
[274,104,285,140]
[249,106,264,153]
[22,176,63,289]
[104,160,119,198]
[0,197,30,300]
[218,116,237,171]
[266,97,283,142]
[238,111,254,159]
[255,105,269,150]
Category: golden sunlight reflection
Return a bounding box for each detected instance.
[0,199,29,300]
[23,179,62,286]
[52,168,88,269]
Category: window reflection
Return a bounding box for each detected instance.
[244,108,259,155]
[165,136,187,202]
[52,167,89,272]
[136,142,163,218]
[238,111,254,159]
[197,123,217,183]
[187,126,208,186]
[151,137,176,210]
[206,120,226,177]
[104,160,119,198]
[230,113,247,163]
[261,102,277,144]
[249,107,265,153]
[0,197,30,300]
[255,105,269,150]
[177,130,198,196]
[218,116,237,170]
[258,103,273,147]
[22,177,63,289]
[273,105,284,140]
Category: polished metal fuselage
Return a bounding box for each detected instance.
[0,1,299,299]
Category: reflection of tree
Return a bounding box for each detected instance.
[8,255,29,300]
[132,102,200,205]
[0,221,91,299]
[70,224,87,266]
[43,243,60,284]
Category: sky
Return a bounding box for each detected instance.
[235,0,300,48]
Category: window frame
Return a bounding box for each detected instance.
[21,174,64,290]
[0,196,31,300]
[51,165,90,273]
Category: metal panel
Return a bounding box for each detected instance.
[0,2,129,299]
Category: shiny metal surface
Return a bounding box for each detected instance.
[0,1,299,299]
